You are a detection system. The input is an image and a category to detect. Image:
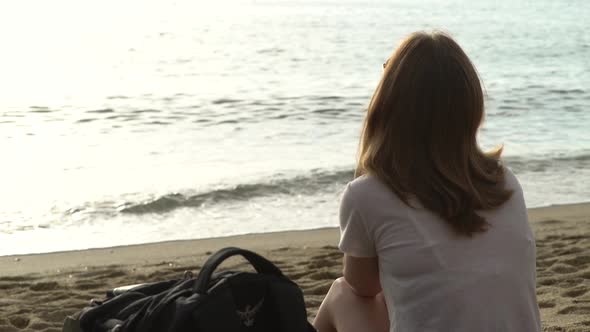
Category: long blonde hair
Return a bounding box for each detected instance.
[356,31,512,236]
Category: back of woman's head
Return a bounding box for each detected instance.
[356,31,512,236]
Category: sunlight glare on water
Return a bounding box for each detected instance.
[1,0,246,106]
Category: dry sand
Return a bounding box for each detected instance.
[0,203,589,332]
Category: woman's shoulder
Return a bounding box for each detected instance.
[348,166,522,209]
[347,174,386,195]
[345,174,406,207]
[501,164,524,193]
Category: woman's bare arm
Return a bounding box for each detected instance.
[343,254,381,297]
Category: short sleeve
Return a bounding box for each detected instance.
[338,184,376,257]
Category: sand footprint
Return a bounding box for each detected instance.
[538,299,557,308]
[557,306,590,315]
[0,275,40,283]
[286,271,310,280]
[0,324,19,332]
[7,315,29,329]
[551,264,579,274]
[554,247,584,256]
[308,259,336,269]
[563,255,590,267]
[562,287,589,298]
[562,235,588,241]
[307,270,341,281]
[537,219,566,226]
[29,281,60,292]
[74,281,104,291]
[538,277,558,286]
[76,265,124,278]
[305,282,332,296]
[578,270,590,280]
[27,320,54,330]
[38,309,72,323]
[537,258,558,268]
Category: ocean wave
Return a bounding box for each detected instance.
[506,152,590,173]
[65,151,590,217]
[114,168,354,215]
[12,96,365,133]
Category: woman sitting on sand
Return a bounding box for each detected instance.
[313,31,542,332]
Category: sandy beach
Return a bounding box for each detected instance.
[0,203,589,332]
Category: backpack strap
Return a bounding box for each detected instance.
[193,247,284,294]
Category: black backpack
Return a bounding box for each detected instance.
[76,247,316,332]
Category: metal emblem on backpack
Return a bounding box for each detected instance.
[236,298,264,327]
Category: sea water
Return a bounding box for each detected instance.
[0,0,588,255]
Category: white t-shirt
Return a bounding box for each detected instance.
[339,169,541,332]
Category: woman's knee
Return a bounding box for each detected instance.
[324,277,389,332]
[315,279,356,319]
[313,279,349,332]
[325,277,355,301]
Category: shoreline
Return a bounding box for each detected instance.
[0,202,589,331]
[0,227,339,276]
[2,201,589,262]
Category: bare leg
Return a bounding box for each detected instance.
[313,277,389,332]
